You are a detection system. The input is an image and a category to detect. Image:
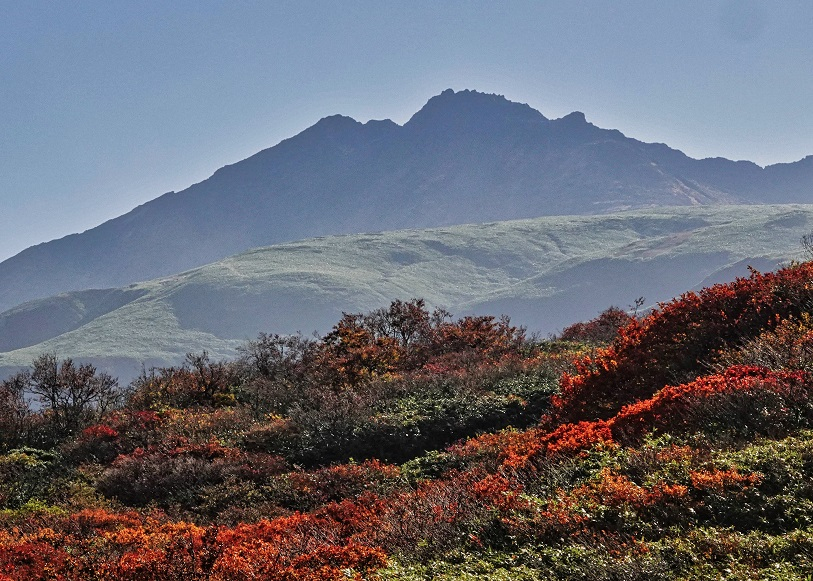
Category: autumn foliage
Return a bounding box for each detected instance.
[553,262,813,423]
[4,264,813,579]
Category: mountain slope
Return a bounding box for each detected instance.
[1,204,810,380]
[2,89,813,313]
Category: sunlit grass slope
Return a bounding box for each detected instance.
[0,204,811,378]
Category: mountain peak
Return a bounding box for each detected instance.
[284,114,365,147]
[405,89,547,130]
[2,88,812,319]
[309,114,361,131]
[560,111,587,124]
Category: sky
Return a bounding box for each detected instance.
[1,0,812,262]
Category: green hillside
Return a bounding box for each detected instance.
[1,204,811,379]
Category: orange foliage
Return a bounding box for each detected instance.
[7,271,813,578]
[0,505,389,580]
[319,301,528,385]
[498,421,615,471]
[574,468,688,508]
[480,364,811,474]
[689,469,761,492]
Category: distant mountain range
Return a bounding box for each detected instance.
[2,89,812,313]
[1,204,809,382]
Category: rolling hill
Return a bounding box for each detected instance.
[1,204,811,381]
[2,89,812,314]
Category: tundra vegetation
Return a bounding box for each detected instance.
[1,261,813,579]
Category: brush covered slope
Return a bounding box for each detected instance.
[1,204,811,380]
[3,88,813,312]
[2,262,813,579]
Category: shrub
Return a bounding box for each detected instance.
[611,366,813,444]
[717,312,813,373]
[552,262,813,425]
[96,440,286,508]
[559,306,634,345]
[0,448,65,510]
[127,353,238,411]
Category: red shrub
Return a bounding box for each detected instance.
[611,365,812,443]
[287,460,403,507]
[0,542,70,581]
[573,467,688,509]
[81,424,119,441]
[560,306,634,345]
[497,365,812,473]
[551,262,813,425]
[501,421,615,471]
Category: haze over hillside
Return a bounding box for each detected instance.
[1,204,810,381]
[2,89,812,313]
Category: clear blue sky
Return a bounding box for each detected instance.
[2,1,812,262]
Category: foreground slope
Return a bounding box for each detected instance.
[1,204,811,379]
[2,89,813,312]
[3,256,813,579]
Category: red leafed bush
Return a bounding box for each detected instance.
[501,421,615,471]
[471,473,523,511]
[68,508,144,535]
[287,542,388,576]
[560,306,634,345]
[494,365,813,474]
[363,476,483,557]
[68,410,165,464]
[287,459,403,508]
[611,365,812,444]
[212,539,386,581]
[0,542,70,581]
[450,420,616,474]
[551,262,813,425]
[81,424,119,441]
[0,506,389,580]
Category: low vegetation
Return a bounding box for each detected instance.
[2,261,813,579]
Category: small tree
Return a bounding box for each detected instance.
[127,352,240,410]
[801,231,813,260]
[236,334,318,416]
[12,354,119,445]
[0,373,31,450]
[361,299,450,348]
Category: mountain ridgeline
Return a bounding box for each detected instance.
[2,89,813,312]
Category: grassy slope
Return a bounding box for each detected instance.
[0,204,810,377]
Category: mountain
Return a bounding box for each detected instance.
[1,204,810,381]
[2,89,813,313]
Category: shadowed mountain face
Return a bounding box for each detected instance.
[1,89,812,312]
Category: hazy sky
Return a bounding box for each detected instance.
[2,1,812,261]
